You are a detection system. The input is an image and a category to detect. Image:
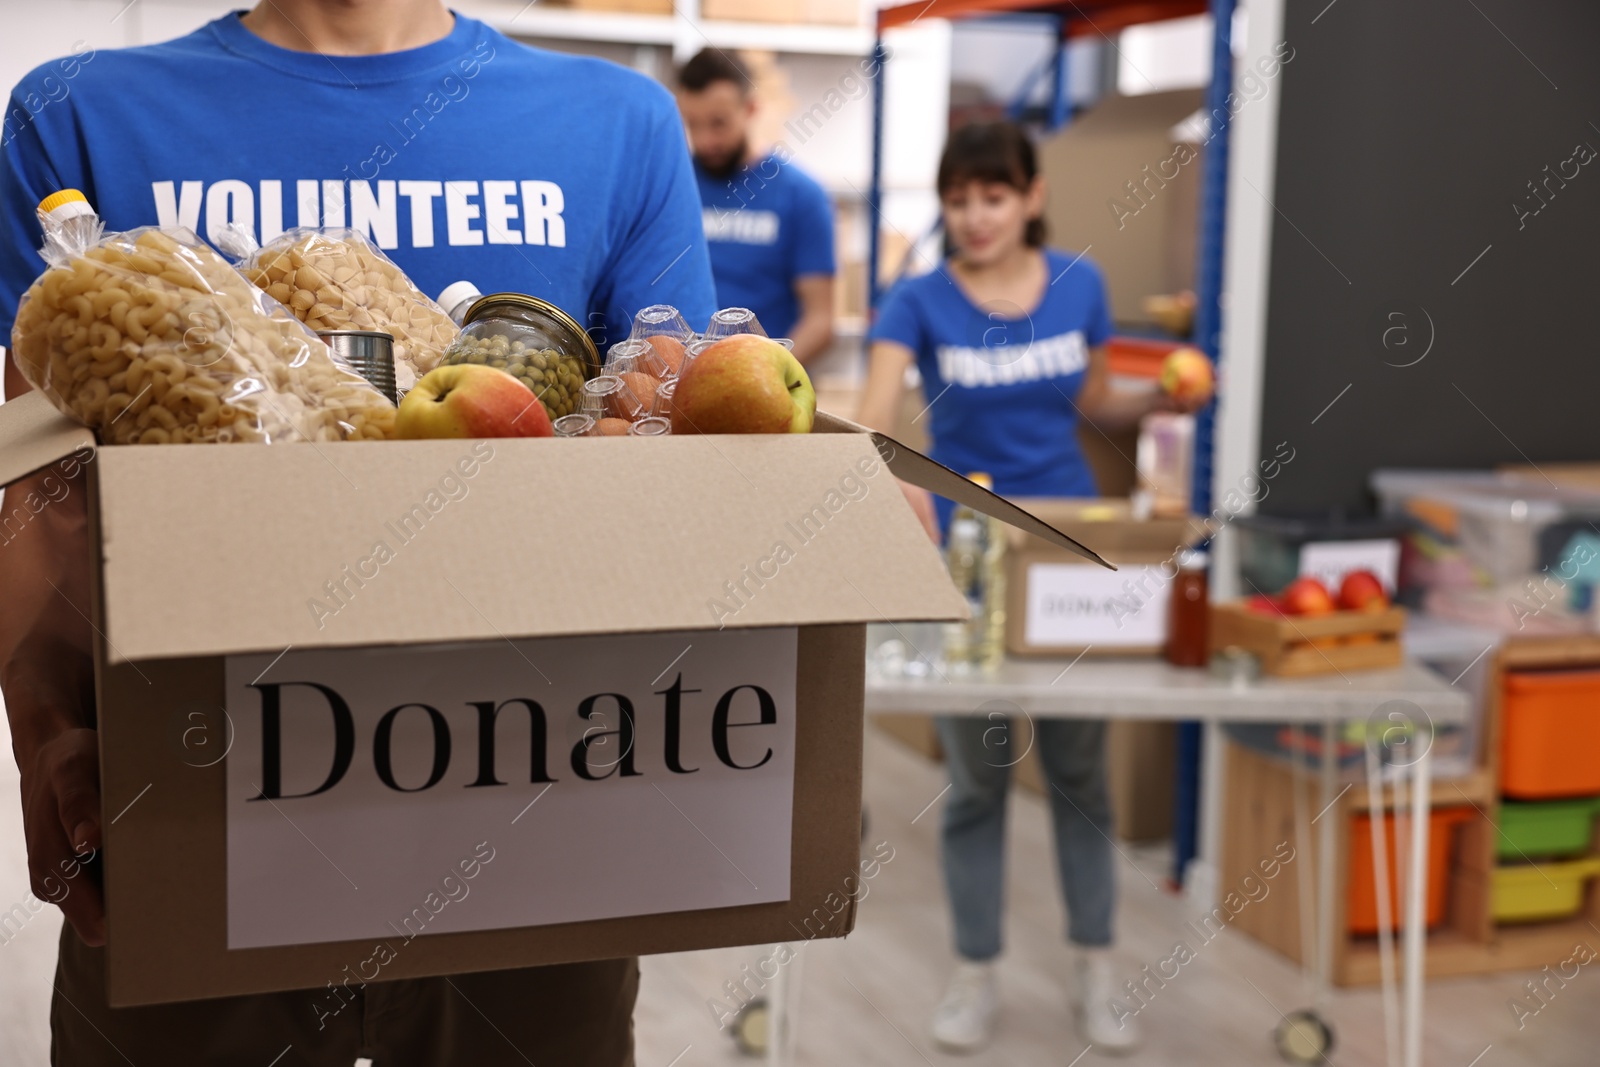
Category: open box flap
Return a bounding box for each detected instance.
[96,433,971,663]
[0,391,95,488]
[812,411,1113,570]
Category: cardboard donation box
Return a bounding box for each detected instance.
[0,394,1105,1007]
[1004,498,1204,657]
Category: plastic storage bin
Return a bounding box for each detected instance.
[1347,807,1473,934]
[1497,798,1600,859]
[1234,512,1409,597]
[1501,669,1600,799]
[1493,857,1600,924]
[1371,469,1600,591]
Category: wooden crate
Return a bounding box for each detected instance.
[1209,602,1405,676]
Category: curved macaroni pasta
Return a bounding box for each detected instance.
[11,227,396,444]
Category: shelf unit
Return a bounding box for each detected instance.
[459,1,873,57]
[1222,634,1600,986]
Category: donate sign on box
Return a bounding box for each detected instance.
[1021,562,1171,651]
[225,628,797,950]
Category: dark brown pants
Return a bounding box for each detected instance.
[51,925,639,1066]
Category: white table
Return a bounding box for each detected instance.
[861,629,1472,1067]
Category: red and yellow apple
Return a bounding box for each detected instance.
[1280,576,1336,616]
[1338,569,1389,612]
[670,335,815,435]
[1160,347,1215,405]
[397,364,553,439]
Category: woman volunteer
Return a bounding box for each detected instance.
[857,120,1201,1053]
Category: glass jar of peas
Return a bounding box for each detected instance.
[439,293,600,422]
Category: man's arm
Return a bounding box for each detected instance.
[1,352,105,944]
[787,274,834,365]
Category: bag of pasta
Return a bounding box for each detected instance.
[218,224,458,393]
[10,190,396,444]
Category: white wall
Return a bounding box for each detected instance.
[0,0,235,98]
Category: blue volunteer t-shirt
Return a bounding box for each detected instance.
[869,249,1112,529]
[695,154,833,339]
[0,14,715,350]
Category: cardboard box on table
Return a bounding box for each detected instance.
[1003,498,1205,657]
[0,394,1106,1007]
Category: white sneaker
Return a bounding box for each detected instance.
[930,960,999,1052]
[1073,947,1141,1054]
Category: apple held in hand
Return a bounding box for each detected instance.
[1338,569,1390,612]
[671,335,815,434]
[1280,576,1336,616]
[397,364,553,439]
[1160,347,1215,405]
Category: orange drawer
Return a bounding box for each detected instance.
[1347,807,1473,935]
[1502,669,1600,799]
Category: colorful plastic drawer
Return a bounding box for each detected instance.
[1497,798,1600,859]
[1493,857,1600,924]
[1501,669,1600,799]
[1347,807,1473,935]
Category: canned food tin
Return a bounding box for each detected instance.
[318,330,397,404]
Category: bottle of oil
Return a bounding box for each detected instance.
[943,473,1007,672]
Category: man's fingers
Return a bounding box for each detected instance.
[57,875,106,947]
[56,779,101,855]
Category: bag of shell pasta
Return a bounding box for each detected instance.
[218,224,458,394]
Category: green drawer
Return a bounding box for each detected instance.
[1497,798,1600,860]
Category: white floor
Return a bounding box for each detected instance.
[3,717,1595,1066]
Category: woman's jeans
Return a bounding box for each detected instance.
[936,715,1116,960]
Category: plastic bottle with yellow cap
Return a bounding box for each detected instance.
[35,188,104,266]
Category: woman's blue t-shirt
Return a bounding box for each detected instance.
[869,248,1112,527]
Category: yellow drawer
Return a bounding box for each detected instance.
[1493,857,1600,924]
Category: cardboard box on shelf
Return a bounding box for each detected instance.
[0,393,1105,1007]
[540,0,675,13]
[1003,498,1205,657]
[701,0,862,25]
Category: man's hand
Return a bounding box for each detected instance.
[21,727,105,946]
[898,480,939,543]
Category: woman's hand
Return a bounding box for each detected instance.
[898,480,939,542]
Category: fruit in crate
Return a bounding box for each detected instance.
[1280,576,1336,616]
[1159,347,1215,404]
[1338,569,1389,612]
[1246,594,1287,616]
[670,335,815,435]
[397,364,553,439]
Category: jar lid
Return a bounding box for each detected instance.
[463,292,600,376]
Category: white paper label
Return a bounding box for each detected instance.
[1298,539,1400,593]
[225,628,797,950]
[1023,562,1170,648]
